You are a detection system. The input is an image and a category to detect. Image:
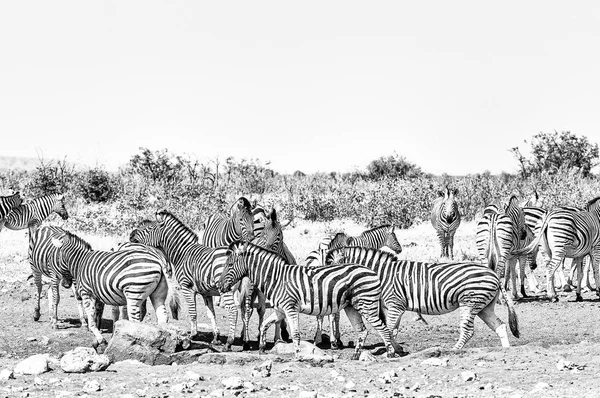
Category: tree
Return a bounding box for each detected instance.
[511,131,599,177]
[128,148,185,186]
[366,152,423,180]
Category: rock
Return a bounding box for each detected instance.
[82,380,101,393]
[210,389,225,397]
[184,370,203,381]
[60,347,110,373]
[14,354,49,375]
[344,381,356,391]
[27,337,36,342]
[243,381,256,392]
[40,336,50,346]
[252,359,272,377]
[359,351,376,362]
[0,369,14,380]
[422,357,449,367]
[170,383,191,393]
[556,358,575,370]
[461,371,477,382]
[299,392,318,398]
[33,376,45,385]
[222,376,244,389]
[104,320,194,366]
[531,382,551,392]
[135,388,147,397]
[297,352,334,365]
[272,341,328,356]
[378,370,397,384]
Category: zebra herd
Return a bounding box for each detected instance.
[1,188,598,359]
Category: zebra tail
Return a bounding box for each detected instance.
[512,213,549,257]
[166,280,182,321]
[487,217,499,271]
[504,290,520,338]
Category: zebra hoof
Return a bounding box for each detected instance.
[224,342,232,352]
[242,342,251,351]
[550,296,559,303]
[33,310,41,322]
[576,295,583,302]
[258,347,266,355]
[211,337,222,346]
[563,285,572,293]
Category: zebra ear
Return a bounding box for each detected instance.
[51,237,63,248]
[269,208,278,224]
[388,225,395,234]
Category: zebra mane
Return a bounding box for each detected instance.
[585,196,600,211]
[63,230,92,251]
[505,195,520,210]
[328,246,397,265]
[359,224,391,236]
[229,241,288,263]
[156,210,199,242]
[238,197,252,212]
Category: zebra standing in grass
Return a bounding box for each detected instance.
[1,193,68,233]
[219,242,405,359]
[29,225,88,328]
[50,229,170,348]
[0,192,23,222]
[512,197,600,302]
[430,187,461,260]
[475,195,531,305]
[202,197,254,246]
[327,246,519,349]
[130,210,241,350]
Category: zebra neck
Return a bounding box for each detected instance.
[245,251,285,299]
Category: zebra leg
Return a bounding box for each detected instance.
[258,309,285,354]
[32,272,43,321]
[476,294,509,347]
[574,257,584,302]
[49,280,60,328]
[330,313,343,349]
[314,316,324,346]
[448,230,457,260]
[518,256,529,299]
[507,258,519,300]
[237,279,253,350]
[180,286,198,337]
[350,302,404,359]
[148,276,169,324]
[436,230,446,259]
[202,295,221,345]
[72,286,87,328]
[81,292,106,349]
[221,291,238,351]
[589,250,600,299]
[585,257,594,291]
[455,297,490,349]
[525,265,542,294]
[544,251,565,301]
[282,309,302,358]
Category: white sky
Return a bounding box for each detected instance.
[1,1,599,175]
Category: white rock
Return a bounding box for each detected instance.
[83,380,101,393]
[422,357,449,367]
[243,381,256,392]
[359,351,376,362]
[185,370,203,381]
[531,382,551,391]
[221,376,243,389]
[330,370,340,378]
[344,381,356,391]
[14,354,49,375]
[61,347,110,373]
[210,389,225,397]
[336,376,345,382]
[34,376,46,385]
[55,390,74,398]
[0,369,14,381]
[135,387,147,397]
[461,371,477,382]
[378,369,397,384]
[170,383,189,393]
[556,358,574,370]
[252,359,272,377]
[299,392,318,398]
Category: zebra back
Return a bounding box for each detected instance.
[203,197,254,247]
[0,192,22,220]
[5,193,68,230]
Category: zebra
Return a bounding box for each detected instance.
[327,225,403,254]
[430,187,461,259]
[475,196,531,305]
[0,192,23,228]
[252,203,296,264]
[202,197,254,247]
[512,197,600,302]
[29,225,87,329]
[130,210,241,350]
[49,229,170,348]
[327,246,519,349]
[1,193,68,233]
[219,241,406,360]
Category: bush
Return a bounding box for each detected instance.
[77,168,115,203]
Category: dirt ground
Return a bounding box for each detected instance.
[2,276,600,398]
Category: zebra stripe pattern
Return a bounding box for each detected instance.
[219,242,405,359]
[2,193,68,232]
[29,225,88,329]
[430,187,461,259]
[327,246,519,349]
[325,225,402,254]
[51,229,169,347]
[0,192,23,226]
[513,197,600,301]
[202,197,254,247]
[130,210,240,350]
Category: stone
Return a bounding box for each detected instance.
[422,357,449,367]
[40,336,50,346]
[135,388,147,397]
[299,392,318,398]
[0,369,14,381]
[378,370,397,384]
[272,341,329,356]
[461,371,477,382]
[359,351,376,362]
[185,370,203,381]
[170,383,191,393]
[104,320,195,366]
[222,376,244,389]
[556,358,575,370]
[344,381,356,391]
[14,354,49,375]
[243,381,256,392]
[82,380,101,393]
[60,347,110,373]
[531,382,551,391]
[33,377,45,385]
[252,359,272,377]
[210,389,225,397]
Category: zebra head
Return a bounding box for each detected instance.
[219,241,250,293]
[441,187,459,223]
[53,194,69,220]
[585,196,600,213]
[234,197,255,243]
[329,232,350,251]
[130,219,162,247]
[383,225,402,254]
[50,230,91,283]
[252,208,282,252]
[0,191,23,218]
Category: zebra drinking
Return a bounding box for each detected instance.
[219,241,405,360]
[430,187,461,259]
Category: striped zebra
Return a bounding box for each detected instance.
[130,210,241,350]
[202,197,254,246]
[29,225,87,328]
[327,225,403,254]
[327,246,519,349]
[1,193,68,233]
[252,204,296,264]
[0,191,23,220]
[49,229,170,348]
[430,187,461,259]
[219,242,405,359]
[512,197,600,302]
[475,196,531,305]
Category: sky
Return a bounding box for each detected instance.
[1,1,600,175]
